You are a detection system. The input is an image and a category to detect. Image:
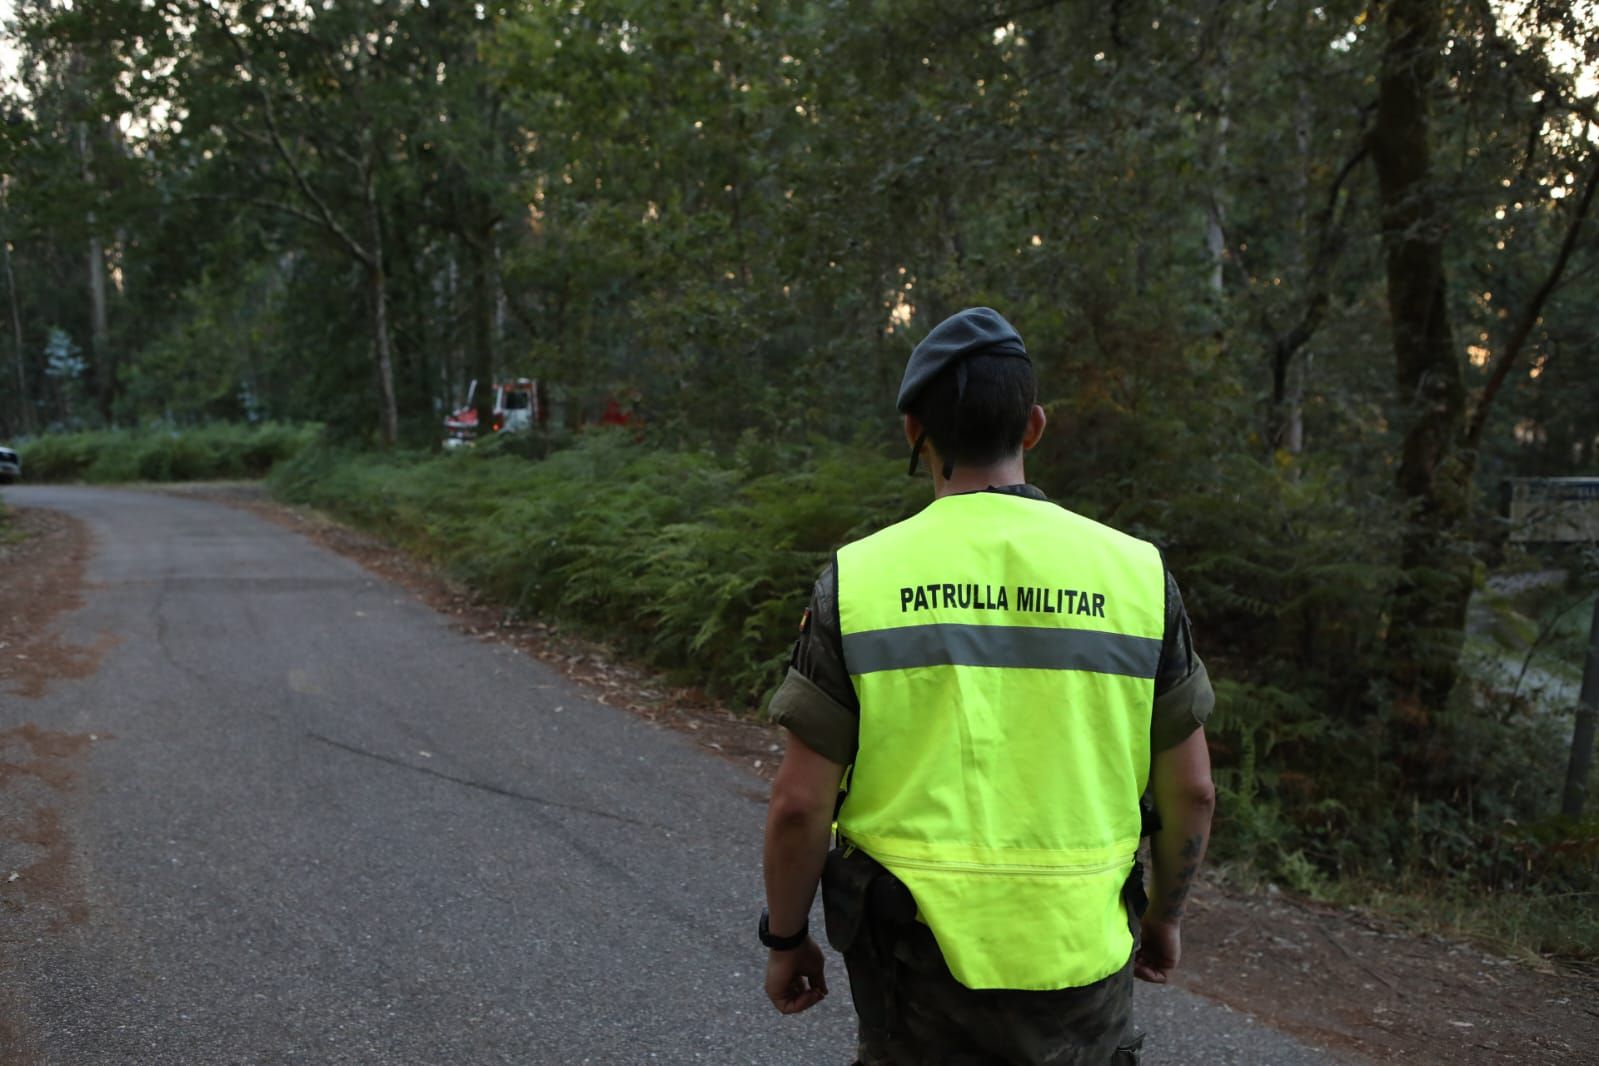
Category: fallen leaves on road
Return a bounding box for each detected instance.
[0,721,102,1066]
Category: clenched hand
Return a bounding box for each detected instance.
[1134,917,1181,984]
[765,937,829,1014]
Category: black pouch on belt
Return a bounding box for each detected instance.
[822,843,918,1034]
[1122,857,1150,922]
[1123,797,1159,926]
[821,844,887,954]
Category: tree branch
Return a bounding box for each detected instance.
[1468,0,1599,128]
[185,191,332,232]
[1465,147,1599,449]
[1257,127,1371,375]
[1279,139,1371,347]
[496,268,541,336]
[1259,132,1370,449]
[197,0,374,269]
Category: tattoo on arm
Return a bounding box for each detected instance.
[1161,834,1206,920]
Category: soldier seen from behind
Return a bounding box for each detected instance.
[757,307,1218,1064]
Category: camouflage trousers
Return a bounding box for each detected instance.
[823,847,1142,1066]
[845,919,1139,1066]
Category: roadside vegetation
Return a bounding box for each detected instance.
[18,423,317,484]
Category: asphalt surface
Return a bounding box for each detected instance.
[0,485,1359,1065]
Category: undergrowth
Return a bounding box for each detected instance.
[1218,841,1599,966]
[1208,571,1599,963]
[19,422,317,483]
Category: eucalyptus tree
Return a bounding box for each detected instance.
[2,0,154,427]
[131,0,443,445]
[486,0,822,438]
[402,1,535,435]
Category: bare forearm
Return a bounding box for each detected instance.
[762,806,833,935]
[1147,803,1211,923]
[761,731,844,938]
[1146,727,1215,924]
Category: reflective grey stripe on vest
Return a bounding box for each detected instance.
[843,623,1162,678]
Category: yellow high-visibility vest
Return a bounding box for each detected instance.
[836,490,1164,991]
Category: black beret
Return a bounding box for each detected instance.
[896,307,1029,412]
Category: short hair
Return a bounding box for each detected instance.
[907,353,1037,468]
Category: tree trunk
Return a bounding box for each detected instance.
[364,175,399,447]
[78,121,113,427]
[368,263,399,448]
[1273,83,1313,456]
[444,252,462,408]
[492,239,508,347]
[1,196,28,435]
[1205,36,1231,299]
[1560,597,1599,818]
[86,230,109,417]
[1268,336,1306,455]
[1371,0,1474,715]
[1205,115,1229,297]
[466,227,495,437]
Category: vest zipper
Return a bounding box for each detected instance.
[878,853,1129,878]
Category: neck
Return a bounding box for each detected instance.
[933,457,1027,498]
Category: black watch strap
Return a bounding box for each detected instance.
[759,909,808,951]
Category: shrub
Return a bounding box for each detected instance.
[19,423,318,483]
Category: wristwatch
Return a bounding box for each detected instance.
[758,909,809,951]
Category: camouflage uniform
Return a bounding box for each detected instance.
[769,485,1211,1066]
[824,846,1144,1066]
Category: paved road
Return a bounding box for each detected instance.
[0,486,1357,1064]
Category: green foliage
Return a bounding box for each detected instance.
[117,262,291,424]
[20,423,318,484]
[1332,854,1599,964]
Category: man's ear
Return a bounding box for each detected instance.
[1021,404,1047,452]
[904,412,924,450]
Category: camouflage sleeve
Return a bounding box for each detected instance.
[1152,571,1215,752]
[765,562,860,766]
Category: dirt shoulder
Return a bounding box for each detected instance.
[0,505,110,1066]
[1176,883,1598,1062]
[165,483,1599,1064]
[0,504,113,699]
